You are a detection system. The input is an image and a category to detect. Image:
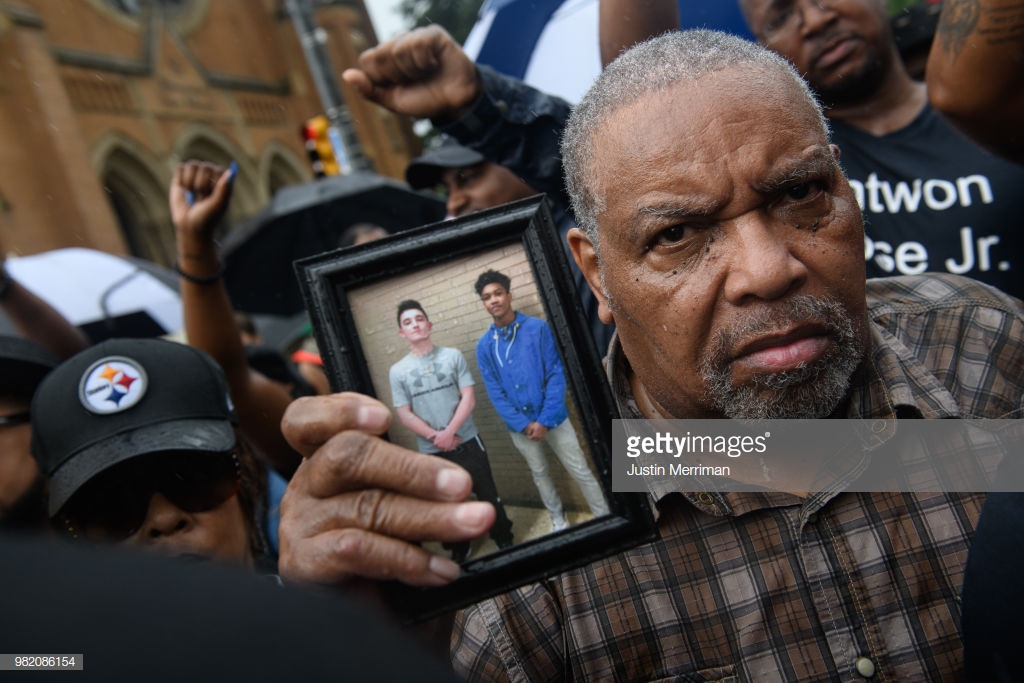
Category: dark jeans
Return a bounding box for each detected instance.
[436,435,514,547]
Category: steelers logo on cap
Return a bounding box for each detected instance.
[78,356,148,415]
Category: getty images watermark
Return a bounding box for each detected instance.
[611,418,1024,494]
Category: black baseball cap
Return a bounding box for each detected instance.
[30,338,238,516]
[405,137,486,190]
[0,336,58,399]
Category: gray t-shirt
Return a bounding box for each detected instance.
[389,346,478,454]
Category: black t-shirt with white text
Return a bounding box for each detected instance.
[831,104,1024,299]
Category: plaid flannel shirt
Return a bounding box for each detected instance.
[451,275,1024,682]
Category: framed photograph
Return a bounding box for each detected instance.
[295,195,655,621]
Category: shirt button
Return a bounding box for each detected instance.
[855,656,876,678]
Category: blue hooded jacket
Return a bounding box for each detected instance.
[476,311,568,432]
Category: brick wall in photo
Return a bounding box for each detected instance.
[347,242,599,511]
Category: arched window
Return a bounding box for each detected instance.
[266,151,307,197]
[100,149,174,266]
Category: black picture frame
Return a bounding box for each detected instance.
[294,195,655,621]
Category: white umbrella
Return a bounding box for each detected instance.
[5,247,182,340]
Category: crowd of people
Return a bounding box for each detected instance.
[3,0,1023,679]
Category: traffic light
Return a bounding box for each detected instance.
[301,115,340,177]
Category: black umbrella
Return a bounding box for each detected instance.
[222,172,445,315]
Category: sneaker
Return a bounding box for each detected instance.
[551,514,569,532]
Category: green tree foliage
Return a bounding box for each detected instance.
[397,0,485,44]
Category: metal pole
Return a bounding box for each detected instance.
[285,0,374,173]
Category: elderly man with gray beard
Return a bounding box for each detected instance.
[275,27,1024,681]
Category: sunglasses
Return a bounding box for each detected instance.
[60,451,240,540]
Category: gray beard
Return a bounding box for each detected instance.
[699,296,863,420]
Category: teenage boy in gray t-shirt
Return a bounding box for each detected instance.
[388,300,513,559]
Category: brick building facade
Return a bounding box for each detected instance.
[0,0,421,265]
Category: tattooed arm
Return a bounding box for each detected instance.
[927,0,1024,164]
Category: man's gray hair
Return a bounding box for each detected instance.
[561,29,829,244]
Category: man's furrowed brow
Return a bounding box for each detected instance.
[753,148,836,194]
[627,197,718,242]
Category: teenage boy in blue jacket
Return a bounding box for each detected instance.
[474,270,608,531]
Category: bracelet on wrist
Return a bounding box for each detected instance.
[173,260,225,285]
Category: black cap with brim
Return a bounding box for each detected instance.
[0,336,58,398]
[30,338,239,517]
[405,140,486,189]
[47,418,236,516]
